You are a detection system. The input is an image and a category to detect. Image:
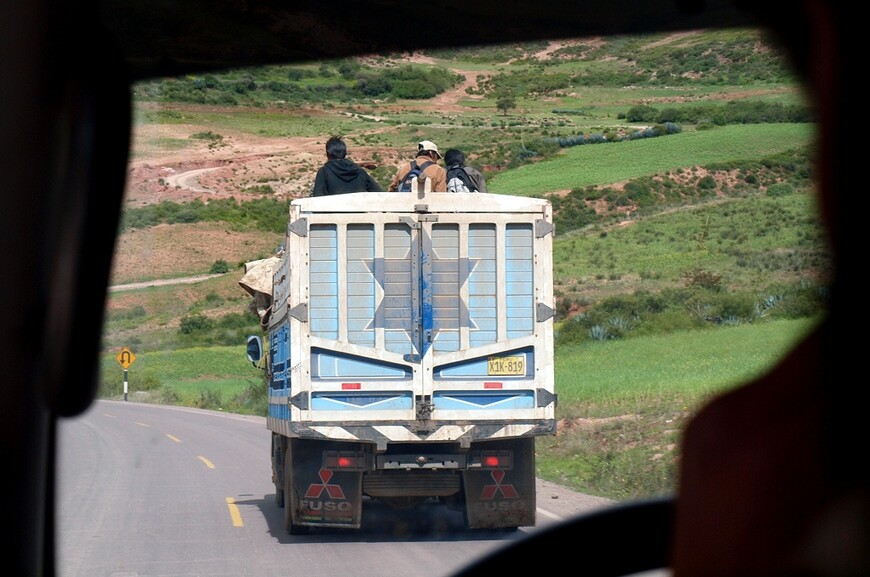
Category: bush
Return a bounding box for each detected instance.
[681,268,722,290]
[193,388,223,410]
[697,175,717,190]
[179,314,213,335]
[626,105,659,122]
[716,292,759,323]
[765,182,793,197]
[555,315,591,346]
[154,385,180,405]
[227,378,269,416]
[210,259,230,274]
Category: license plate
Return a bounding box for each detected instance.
[487,356,525,376]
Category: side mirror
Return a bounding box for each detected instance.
[246,335,263,368]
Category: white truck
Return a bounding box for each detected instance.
[241,185,556,533]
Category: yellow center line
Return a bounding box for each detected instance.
[166,434,181,443]
[226,497,244,527]
[198,456,215,469]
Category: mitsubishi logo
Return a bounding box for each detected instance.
[304,469,346,499]
[479,470,519,500]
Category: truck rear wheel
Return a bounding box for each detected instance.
[273,435,285,508]
[283,443,310,535]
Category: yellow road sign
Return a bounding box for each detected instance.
[117,347,136,369]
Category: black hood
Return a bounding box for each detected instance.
[326,158,365,182]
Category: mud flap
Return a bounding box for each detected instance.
[288,438,363,529]
[462,437,537,529]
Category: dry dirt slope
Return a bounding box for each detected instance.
[116,40,589,284]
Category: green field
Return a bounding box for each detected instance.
[489,124,815,195]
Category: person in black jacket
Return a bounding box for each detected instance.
[444,148,488,192]
[311,136,383,196]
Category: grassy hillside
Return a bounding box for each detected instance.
[104,27,828,501]
[488,124,814,196]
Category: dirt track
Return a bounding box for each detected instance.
[123,41,591,206]
[109,274,224,292]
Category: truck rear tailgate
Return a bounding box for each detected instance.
[267,192,556,444]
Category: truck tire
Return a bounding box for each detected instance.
[273,435,285,508]
[283,443,310,535]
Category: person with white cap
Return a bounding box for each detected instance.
[388,140,448,192]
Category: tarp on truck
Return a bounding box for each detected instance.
[239,255,281,325]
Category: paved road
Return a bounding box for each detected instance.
[57,401,620,577]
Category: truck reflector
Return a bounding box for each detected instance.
[341,382,361,390]
[324,451,366,470]
[473,450,513,469]
[483,382,503,389]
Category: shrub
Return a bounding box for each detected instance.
[227,378,269,416]
[765,182,793,197]
[193,388,223,410]
[179,314,213,335]
[589,325,611,341]
[204,292,223,304]
[210,259,230,274]
[154,385,180,405]
[681,268,722,290]
[554,315,591,345]
[716,293,758,322]
[626,105,659,122]
[697,175,717,190]
[190,131,223,142]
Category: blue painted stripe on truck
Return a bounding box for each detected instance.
[433,390,535,410]
[310,392,413,411]
[311,348,411,379]
[268,402,290,420]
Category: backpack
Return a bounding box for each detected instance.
[446,165,474,192]
[397,160,434,192]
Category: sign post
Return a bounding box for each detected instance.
[116,347,137,401]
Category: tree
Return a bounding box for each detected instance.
[496,95,516,116]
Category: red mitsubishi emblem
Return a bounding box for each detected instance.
[304,468,346,499]
[479,470,519,499]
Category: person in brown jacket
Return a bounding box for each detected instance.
[388,140,448,192]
